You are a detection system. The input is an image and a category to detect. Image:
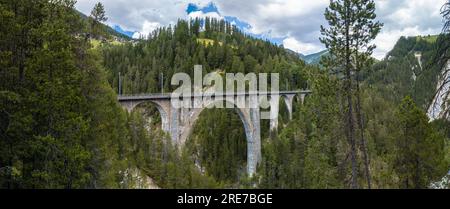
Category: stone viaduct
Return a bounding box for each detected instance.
[118,90,311,175]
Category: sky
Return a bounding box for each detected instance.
[75,0,447,59]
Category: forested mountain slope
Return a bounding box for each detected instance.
[1,1,448,189]
[102,18,308,94]
[361,35,450,188]
[366,35,441,109]
[300,50,329,65]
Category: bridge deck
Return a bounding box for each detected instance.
[118,90,312,101]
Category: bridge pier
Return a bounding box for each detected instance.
[169,105,180,144]
[299,93,306,105]
[246,107,261,175]
[283,94,295,121]
[269,95,280,133]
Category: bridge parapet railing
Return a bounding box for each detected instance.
[117,90,312,100]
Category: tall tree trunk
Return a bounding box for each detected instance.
[346,74,358,189]
[355,79,371,189]
[7,141,13,189]
[345,2,358,189]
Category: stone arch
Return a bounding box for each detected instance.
[181,98,251,145]
[121,100,172,132]
[179,97,261,176]
[281,94,296,121]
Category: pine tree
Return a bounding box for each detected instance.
[320,0,382,188]
[442,0,450,33]
[90,2,108,39]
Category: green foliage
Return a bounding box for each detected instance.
[89,2,108,39]
[0,0,213,189]
[0,0,97,188]
[259,69,342,189]
[102,18,308,95]
[1,0,447,190]
[394,97,448,188]
[91,2,107,23]
[367,36,441,109]
[186,108,247,186]
[320,0,383,188]
[126,110,220,188]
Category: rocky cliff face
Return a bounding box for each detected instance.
[428,61,450,121]
[121,168,160,189]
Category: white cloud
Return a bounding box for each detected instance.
[215,0,329,42]
[132,21,160,39]
[188,11,222,20]
[379,0,444,30]
[283,37,322,55]
[257,0,328,18]
[370,0,445,58]
[372,26,439,60]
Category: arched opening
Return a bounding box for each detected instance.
[292,94,304,116]
[128,101,170,133]
[128,101,172,134]
[134,102,162,130]
[260,105,271,140]
[185,103,248,185]
[126,101,173,188]
[278,96,293,129]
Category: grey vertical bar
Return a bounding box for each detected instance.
[160,72,164,94]
[119,72,122,95]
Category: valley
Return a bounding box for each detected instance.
[0,0,449,189]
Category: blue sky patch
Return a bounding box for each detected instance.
[186,2,220,15]
[224,16,251,30]
[113,25,135,38]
